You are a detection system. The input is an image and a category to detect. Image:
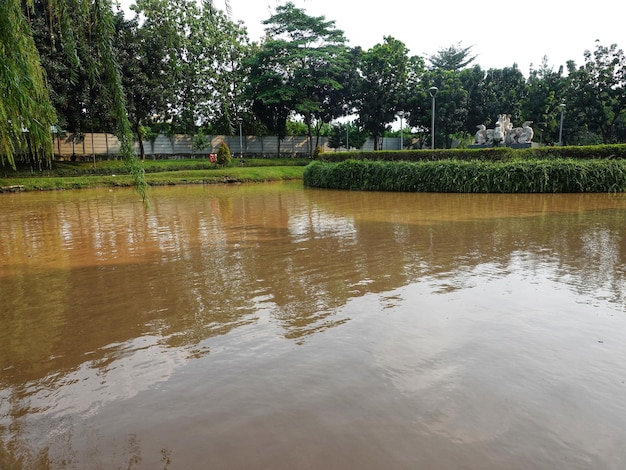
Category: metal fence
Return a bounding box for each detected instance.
[52,133,401,159]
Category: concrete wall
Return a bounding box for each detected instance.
[53,133,401,159]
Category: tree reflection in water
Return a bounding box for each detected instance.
[1,184,625,468]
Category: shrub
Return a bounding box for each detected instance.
[216,141,231,166]
[192,132,210,152]
[303,158,626,193]
[313,145,323,159]
[317,144,626,163]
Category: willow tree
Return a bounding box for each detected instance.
[0,0,55,169]
[1,0,148,200]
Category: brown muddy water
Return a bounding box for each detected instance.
[1,182,626,470]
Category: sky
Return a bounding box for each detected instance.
[118,0,623,74]
[224,0,623,74]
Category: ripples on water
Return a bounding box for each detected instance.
[1,184,625,469]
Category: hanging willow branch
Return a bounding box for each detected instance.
[0,0,55,169]
[92,0,149,203]
[1,0,148,204]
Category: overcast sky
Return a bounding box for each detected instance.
[222,0,623,74]
[119,0,623,73]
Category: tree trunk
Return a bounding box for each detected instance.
[305,113,313,157]
[135,122,146,161]
[314,120,324,155]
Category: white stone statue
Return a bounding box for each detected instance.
[505,120,534,144]
[485,128,494,144]
[518,121,534,143]
[501,114,513,133]
[492,121,505,145]
[474,124,488,145]
[473,114,534,146]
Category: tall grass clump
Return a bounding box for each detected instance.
[303,159,626,193]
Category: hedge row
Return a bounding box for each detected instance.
[319,144,626,163]
[303,159,626,193]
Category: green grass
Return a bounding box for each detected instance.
[0,159,307,192]
[7,155,625,194]
[2,157,309,176]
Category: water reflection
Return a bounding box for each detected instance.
[1,184,626,469]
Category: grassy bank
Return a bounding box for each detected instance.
[303,159,626,193]
[0,158,307,192]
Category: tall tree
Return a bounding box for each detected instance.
[29,0,124,138]
[246,30,295,156]
[201,10,253,136]
[125,0,250,154]
[355,37,417,150]
[112,11,154,160]
[1,0,55,168]
[2,0,147,199]
[566,41,626,144]
[248,1,348,156]
[458,64,489,133]
[480,64,528,127]
[522,57,567,145]
[428,42,477,71]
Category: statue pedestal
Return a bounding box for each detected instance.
[508,142,540,149]
[468,142,540,149]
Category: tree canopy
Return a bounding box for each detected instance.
[2,0,148,200]
[246,1,349,156]
[566,41,626,144]
[354,37,424,150]
[428,42,477,71]
[1,0,55,168]
[2,0,626,169]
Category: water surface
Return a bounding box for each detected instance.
[1,183,625,469]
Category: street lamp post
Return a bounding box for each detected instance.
[237,117,243,158]
[558,103,566,146]
[346,124,349,150]
[429,86,438,149]
[397,111,405,150]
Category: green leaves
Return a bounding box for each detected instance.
[566,41,626,144]
[1,0,56,168]
[355,37,419,150]
[303,158,626,193]
[247,2,349,156]
[129,0,251,135]
[428,42,477,71]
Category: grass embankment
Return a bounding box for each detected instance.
[304,159,626,193]
[0,158,308,192]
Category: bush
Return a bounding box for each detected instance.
[303,158,626,193]
[216,141,232,166]
[317,144,626,163]
[192,132,210,152]
[313,145,323,159]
